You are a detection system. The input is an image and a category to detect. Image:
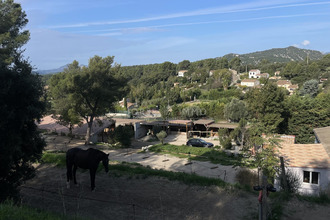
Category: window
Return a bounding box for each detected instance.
[303,171,319,184]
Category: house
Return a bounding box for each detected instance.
[269,76,282,80]
[249,69,261,78]
[275,127,330,195]
[241,79,260,87]
[256,73,269,79]
[277,80,292,89]
[274,71,281,76]
[178,70,188,77]
[118,98,136,110]
[320,78,328,83]
[37,115,115,143]
[277,80,298,94]
[288,84,299,94]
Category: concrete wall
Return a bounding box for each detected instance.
[275,167,330,195]
[134,122,148,139]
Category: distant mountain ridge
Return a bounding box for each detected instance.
[224,46,324,65]
[37,46,325,74]
[36,64,69,75]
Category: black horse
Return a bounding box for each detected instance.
[66,148,109,191]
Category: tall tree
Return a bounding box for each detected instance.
[224,98,248,122]
[213,69,232,90]
[177,60,191,70]
[49,68,82,134]
[0,0,46,201]
[229,57,241,71]
[286,93,330,143]
[299,79,319,97]
[50,56,126,144]
[217,57,229,69]
[246,83,286,133]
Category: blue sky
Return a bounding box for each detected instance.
[17,0,330,70]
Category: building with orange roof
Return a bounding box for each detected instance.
[275,127,330,195]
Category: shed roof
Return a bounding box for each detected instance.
[207,123,239,129]
[114,118,145,126]
[194,119,215,126]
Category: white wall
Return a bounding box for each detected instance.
[275,167,330,195]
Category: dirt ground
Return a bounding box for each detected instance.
[20,164,258,220]
[19,135,330,220]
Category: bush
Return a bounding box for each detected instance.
[156,130,167,144]
[218,128,232,149]
[152,126,163,136]
[109,125,134,147]
[221,138,232,149]
[279,169,301,193]
[235,169,259,188]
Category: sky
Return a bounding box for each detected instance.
[16,0,330,70]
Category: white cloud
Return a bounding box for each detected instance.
[47,1,330,29]
[302,40,310,46]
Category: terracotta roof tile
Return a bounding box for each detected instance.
[278,144,330,168]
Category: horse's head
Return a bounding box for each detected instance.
[102,153,109,173]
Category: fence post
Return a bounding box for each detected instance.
[280,157,288,191]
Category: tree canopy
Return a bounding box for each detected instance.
[0,0,46,201]
[49,56,127,143]
[224,98,248,122]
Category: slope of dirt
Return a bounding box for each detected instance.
[20,164,258,220]
[28,134,330,220]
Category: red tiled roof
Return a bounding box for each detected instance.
[242,79,259,82]
[277,80,292,85]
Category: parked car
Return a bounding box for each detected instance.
[186,138,214,148]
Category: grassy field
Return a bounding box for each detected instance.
[40,152,229,188]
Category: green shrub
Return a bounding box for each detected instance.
[109,125,134,147]
[0,201,69,220]
[156,130,167,144]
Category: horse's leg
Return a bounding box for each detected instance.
[73,165,78,185]
[90,169,96,191]
[66,161,72,189]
